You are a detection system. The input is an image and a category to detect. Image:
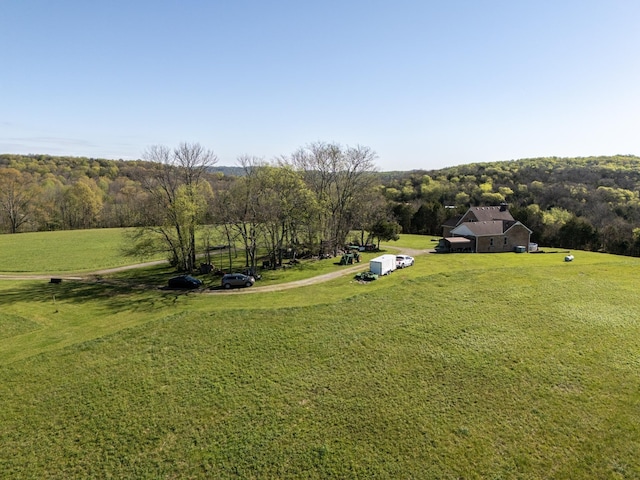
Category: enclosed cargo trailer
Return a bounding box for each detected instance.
[369,254,396,276]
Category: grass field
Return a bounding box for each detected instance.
[0,228,154,274]
[1,232,639,478]
[0,227,402,280]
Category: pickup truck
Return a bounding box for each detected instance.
[395,255,415,268]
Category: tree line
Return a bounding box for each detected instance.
[2,150,640,263]
[0,143,397,272]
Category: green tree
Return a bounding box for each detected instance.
[132,142,217,272]
[601,219,633,255]
[256,165,317,268]
[212,156,265,274]
[60,178,103,229]
[0,168,38,233]
[369,219,400,249]
[287,142,377,255]
[392,202,415,235]
[631,228,640,257]
[411,202,445,235]
[351,185,389,246]
[557,216,599,250]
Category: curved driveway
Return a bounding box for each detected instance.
[0,248,434,293]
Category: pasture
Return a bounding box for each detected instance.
[0,228,156,274]
[0,231,639,478]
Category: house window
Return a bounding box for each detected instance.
[490,238,494,246]
[504,237,508,245]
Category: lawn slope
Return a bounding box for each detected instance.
[0,249,639,478]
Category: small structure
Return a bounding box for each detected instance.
[369,254,396,276]
[438,204,532,253]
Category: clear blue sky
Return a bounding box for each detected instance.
[2,1,640,171]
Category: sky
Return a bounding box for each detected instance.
[2,1,640,171]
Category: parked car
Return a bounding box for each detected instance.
[221,273,255,289]
[395,255,415,268]
[168,275,203,289]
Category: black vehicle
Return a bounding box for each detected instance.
[221,273,255,289]
[168,275,203,289]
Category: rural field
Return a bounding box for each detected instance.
[1,230,639,479]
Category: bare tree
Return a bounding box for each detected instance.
[286,142,378,255]
[131,142,217,271]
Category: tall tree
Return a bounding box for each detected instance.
[103,176,147,227]
[287,142,377,255]
[59,178,103,229]
[350,185,389,245]
[557,216,599,250]
[0,168,37,233]
[255,165,317,268]
[369,219,401,249]
[133,142,217,272]
[411,202,445,235]
[212,156,264,274]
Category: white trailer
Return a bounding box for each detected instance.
[369,254,396,276]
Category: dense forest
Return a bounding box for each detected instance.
[384,155,640,256]
[2,149,640,265]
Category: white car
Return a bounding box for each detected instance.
[395,255,414,268]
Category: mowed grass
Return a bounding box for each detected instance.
[0,228,158,274]
[0,227,420,278]
[0,236,639,478]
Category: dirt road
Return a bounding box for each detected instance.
[0,248,434,293]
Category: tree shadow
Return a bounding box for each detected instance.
[0,277,199,313]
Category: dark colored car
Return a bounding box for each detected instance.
[221,273,255,289]
[168,275,203,289]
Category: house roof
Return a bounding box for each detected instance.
[452,220,506,236]
[466,206,514,222]
[444,237,473,245]
[506,221,533,235]
[441,205,533,241]
[442,215,462,227]
[452,220,531,236]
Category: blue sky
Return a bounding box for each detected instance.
[2,1,640,171]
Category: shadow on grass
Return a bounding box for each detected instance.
[0,264,206,312]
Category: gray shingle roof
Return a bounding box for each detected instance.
[467,206,514,222]
[453,220,507,236]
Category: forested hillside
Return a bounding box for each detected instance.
[383,155,640,256]
[2,152,640,257]
[0,153,232,232]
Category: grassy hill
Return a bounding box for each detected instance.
[1,233,639,478]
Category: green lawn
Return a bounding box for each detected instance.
[1,235,639,478]
[0,228,158,274]
[0,228,424,276]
